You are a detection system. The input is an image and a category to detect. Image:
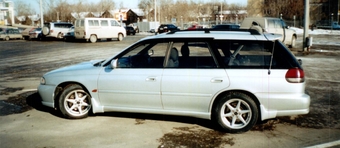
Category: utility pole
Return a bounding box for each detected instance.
[154,0,157,22]
[40,0,44,27]
[220,2,223,24]
[303,0,310,52]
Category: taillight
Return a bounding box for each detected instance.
[84,31,86,35]
[285,68,305,83]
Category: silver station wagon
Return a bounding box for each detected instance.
[38,29,310,133]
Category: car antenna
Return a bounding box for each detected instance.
[268,41,275,75]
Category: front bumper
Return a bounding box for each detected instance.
[38,84,56,108]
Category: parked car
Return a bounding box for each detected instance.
[22,27,36,40]
[156,24,180,34]
[130,23,139,33]
[74,18,126,43]
[125,26,136,35]
[29,28,42,40]
[212,24,240,30]
[38,29,310,133]
[187,24,203,30]
[0,28,23,41]
[316,21,340,30]
[63,26,75,41]
[240,17,297,48]
[41,22,73,39]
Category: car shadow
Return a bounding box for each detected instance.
[26,92,219,130]
[94,112,221,131]
[26,92,63,118]
[27,92,277,132]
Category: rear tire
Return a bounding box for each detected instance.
[5,36,9,41]
[213,92,258,133]
[289,36,296,48]
[57,33,63,39]
[90,35,97,43]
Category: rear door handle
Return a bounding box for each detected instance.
[211,79,223,83]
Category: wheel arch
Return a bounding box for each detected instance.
[210,90,261,120]
[119,32,125,37]
[54,81,91,106]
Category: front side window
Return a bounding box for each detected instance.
[116,41,168,68]
[111,20,119,26]
[274,20,283,28]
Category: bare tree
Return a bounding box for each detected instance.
[96,0,116,12]
[15,0,34,16]
[14,0,34,24]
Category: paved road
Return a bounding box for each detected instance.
[0,34,340,148]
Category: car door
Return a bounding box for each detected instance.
[219,40,271,110]
[161,41,230,113]
[100,20,110,38]
[97,41,168,109]
[110,20,120,38]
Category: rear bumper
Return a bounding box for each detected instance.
[259,93,310,120]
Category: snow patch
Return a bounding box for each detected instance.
[291,27,340,35]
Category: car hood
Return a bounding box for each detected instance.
[44,59,104,77]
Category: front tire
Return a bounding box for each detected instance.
[58,84,91,119]
[117,33,123,41]
[213,92,258,133]
[289,36,296,48]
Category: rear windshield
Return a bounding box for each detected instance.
[54,23,73,28]
[76,20,85,27]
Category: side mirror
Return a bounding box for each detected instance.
[298,59,302,65]
[148,49,154,56]
[110,59,118,69]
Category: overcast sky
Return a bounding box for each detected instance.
[13,0,247,14]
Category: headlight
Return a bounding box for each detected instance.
[40,77,46,85]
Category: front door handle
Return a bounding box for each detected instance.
[146,77,156,81]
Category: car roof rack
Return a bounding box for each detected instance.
[166,28,262,35]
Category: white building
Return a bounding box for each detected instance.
[0,0,14,25]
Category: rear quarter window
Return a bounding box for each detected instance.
[213,40,300,69]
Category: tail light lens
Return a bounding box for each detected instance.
[285,68,305,83]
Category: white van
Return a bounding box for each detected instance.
[74,18,126,43]
[240,17,297,48]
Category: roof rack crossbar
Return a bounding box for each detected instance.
[166,28,262,35]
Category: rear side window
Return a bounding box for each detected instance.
[172,41,218,68]
[89,20,99,26]
[214,40,300,69]
[214,41,274,69]
[101,20,108,26]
